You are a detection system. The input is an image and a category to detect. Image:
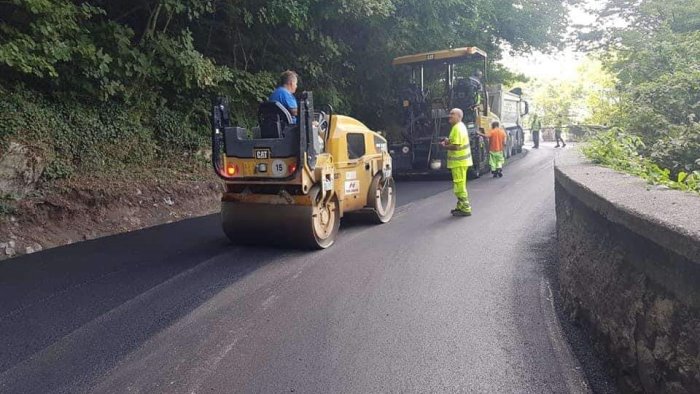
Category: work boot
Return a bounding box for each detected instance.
[498,169,503,177]
[453,210,472,217]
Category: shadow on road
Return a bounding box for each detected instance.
[0,215,296,385]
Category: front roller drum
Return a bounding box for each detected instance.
[221,187,340,249]
[368,174,396,223]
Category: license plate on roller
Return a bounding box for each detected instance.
[254,149,271,159]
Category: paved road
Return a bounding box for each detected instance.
[0,144,591,393]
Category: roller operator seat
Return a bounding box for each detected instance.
[257,101,294,139]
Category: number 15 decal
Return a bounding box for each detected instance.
[271,159,286,176]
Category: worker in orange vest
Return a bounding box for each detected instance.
[479,121,507,178]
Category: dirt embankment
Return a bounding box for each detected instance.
[0,172,222,261]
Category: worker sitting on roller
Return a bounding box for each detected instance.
[269,70,299,124]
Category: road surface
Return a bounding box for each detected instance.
[0,144,594,393]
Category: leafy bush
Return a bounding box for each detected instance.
[151,107,206,152]
[648,123,700,175]
[582,129,700,194]
[580,1,700,191]
[0,86,176,179]
[0,194,17,216]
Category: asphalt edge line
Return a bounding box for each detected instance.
[540,277,592,394]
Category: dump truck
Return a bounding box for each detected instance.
[486,85,529,159]
[211,92,396,249]
[389,46,499,178]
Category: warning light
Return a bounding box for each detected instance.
[225,163,238,176]
[288,162,297,174]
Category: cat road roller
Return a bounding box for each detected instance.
[211,92,396,249]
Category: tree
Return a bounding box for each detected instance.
[0,0,580,180]
[579,0,700,176]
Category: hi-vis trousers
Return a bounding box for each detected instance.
[450,166,471,213]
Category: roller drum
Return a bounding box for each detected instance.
[221,188,340,249]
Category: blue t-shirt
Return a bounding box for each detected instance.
[269,87,298,124]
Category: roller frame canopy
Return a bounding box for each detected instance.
[212,91,320,181]
[223,126,300,159]
[392,47,487,66]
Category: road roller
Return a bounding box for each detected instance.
[211,91,396,249]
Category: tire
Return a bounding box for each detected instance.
[468,164,481,179]
[468,136,487,179]
[482,144,490,175]
[367,174,396,224]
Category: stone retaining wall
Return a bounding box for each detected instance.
[554,149,700,393]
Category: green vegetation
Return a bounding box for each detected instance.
[0,194,17,215]
[578,0,700,191]
[583,129,700,194]
[0,0,574,182]
[526,59,618,130]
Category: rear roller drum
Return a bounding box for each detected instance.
[220,186,339,249]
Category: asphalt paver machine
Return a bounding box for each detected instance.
[389,47,498,178]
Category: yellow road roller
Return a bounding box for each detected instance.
[211,91,396,249]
